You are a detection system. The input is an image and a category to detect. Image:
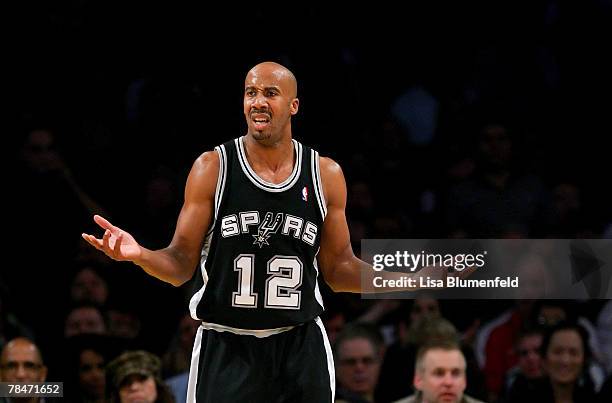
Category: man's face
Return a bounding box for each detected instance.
[243,64,298,143]
[65,306,106,337]
[71,267,108,305]
[517,334,543,379]
[0,340,47,383]
[336,338,381,396]
[414,349,466,403]
[410,297,440,324]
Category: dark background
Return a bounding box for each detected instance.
[3,0,612,382]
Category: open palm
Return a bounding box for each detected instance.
[82,215,142,262]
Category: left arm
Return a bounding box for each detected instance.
[317,157,424,293]
[316,157,368,293]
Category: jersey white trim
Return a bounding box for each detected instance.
[189,231,213,320]
[214,144,228,220]
[200,321,296,338]
[236,136,302,192]
[186,325,203,403]
[313,248,325,310]
[315,317,336,402]
[311,150,327,219]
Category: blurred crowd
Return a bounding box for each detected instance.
[3,2,612,402]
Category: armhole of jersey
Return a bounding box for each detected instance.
[214,145,228,222]
[311,150,327,220]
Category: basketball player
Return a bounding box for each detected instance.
[82,61,426,402]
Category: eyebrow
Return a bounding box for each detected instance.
[433,366,464,371]
[245,86,282,93]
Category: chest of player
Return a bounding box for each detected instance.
[218,181,321,249]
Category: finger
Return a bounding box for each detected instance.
[459,266,477,279]
[113,231,123,256]
[102,229,111,251]
[82,233,102,250]
[94,215,115,231]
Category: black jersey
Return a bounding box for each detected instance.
[189,136,327,331]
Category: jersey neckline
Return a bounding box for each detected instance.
[236,136,302,193]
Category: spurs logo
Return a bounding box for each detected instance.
[221,211,318,247]
[252,212,283,248]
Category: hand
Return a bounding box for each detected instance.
[411,264,476,289]
[449,265,477,280]
[82,215,142,262]
[413,264,448,282]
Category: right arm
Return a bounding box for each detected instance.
[82,151,219,286]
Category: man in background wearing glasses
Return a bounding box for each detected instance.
[0,337,48,403]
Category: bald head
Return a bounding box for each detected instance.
[1,338,42,362]
[0,337,47,382]
[243,61,300,142]
[246,62,297,98]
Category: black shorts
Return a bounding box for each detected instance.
[186,317,335,403]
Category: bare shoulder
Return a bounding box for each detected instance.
[186,150,220,200]
[318,156,346,206]
[319,156,344,180]
[194,150,220,172]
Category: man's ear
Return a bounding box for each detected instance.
[413,371,422,391]
[290,98,299,115]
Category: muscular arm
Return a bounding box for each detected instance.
[83,151,218,287]
[317,157,449,294]
[316,157,369,293]
[317,157,425,293]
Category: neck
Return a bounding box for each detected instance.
[243,134,294,171]
[551,380,574,403]
[362,391,375,402]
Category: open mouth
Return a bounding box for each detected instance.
[251,113,271,130]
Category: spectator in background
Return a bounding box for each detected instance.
[161,313,199,378]
[514,330,544,380]
[16,128,107,249]
[546,182,596,238]
[69,264,110,307]
[377,299,441,402]
[379,313,486,403]
[106,308,141,341]
[11,128,108,356]
[131,166,181,249]
[106,350,174,403]
[64,304,107,338]
[596,300,612,373]
[446,123,551,238]
[481,299,604,402]
[0,337,48,403]
[334,324,385,403]
[64,335,113,403]
[322,309,346,346]
[502,329,544,401]
[478,299,535,401]
[507,322,596,403]
[393,340,484,403]
[75,348,106,403]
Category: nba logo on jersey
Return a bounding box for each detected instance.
[302,186,308,202]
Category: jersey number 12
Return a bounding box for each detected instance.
[232,254,303,309]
